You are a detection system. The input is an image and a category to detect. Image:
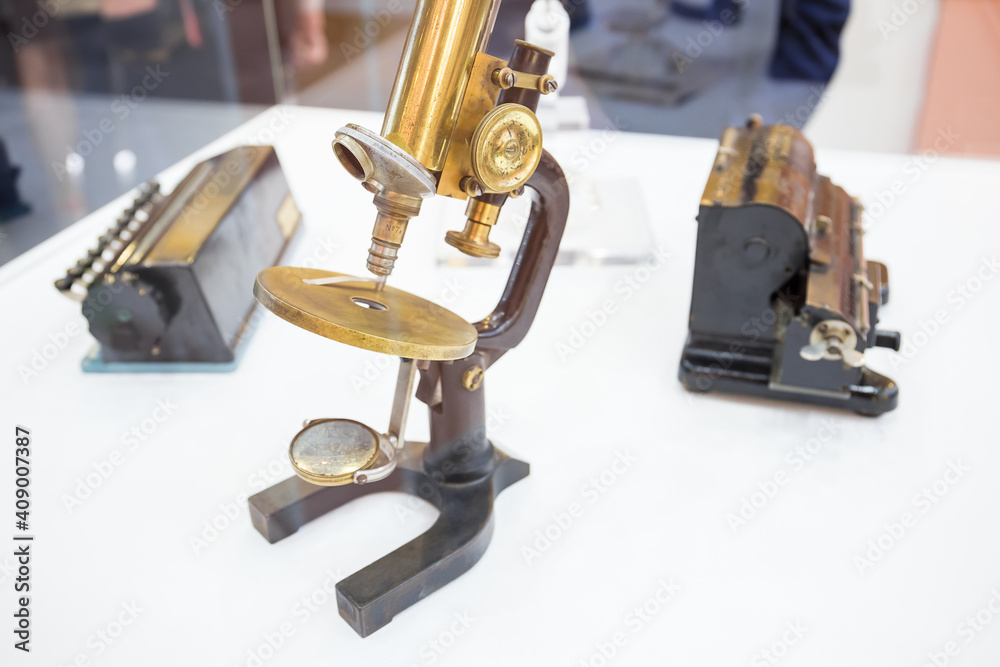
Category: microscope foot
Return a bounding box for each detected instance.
[338,450,527,637]
[248,444,528,637]
[248,474,395,544]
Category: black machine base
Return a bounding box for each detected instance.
[249,441,528,637]
[679,351,899,416]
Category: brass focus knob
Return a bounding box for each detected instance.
[445,222,501,259]
[445,199,503,259]
[470,103,543,194]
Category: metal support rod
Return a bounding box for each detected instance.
[388,358,416,447]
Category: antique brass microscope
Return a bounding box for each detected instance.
[249,1,569,637]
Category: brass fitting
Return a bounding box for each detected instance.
[460,176,485,198]
[368,193,423,277]
[445,199,502,259]
[492,67,518,89]
[331,125,436,280]
[462,365,485,391]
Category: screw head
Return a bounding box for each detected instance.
[742,237,770,263]
[503,139,519,159]
[462,365,485,391]
[493,68,517,89]
[461,176,485,198]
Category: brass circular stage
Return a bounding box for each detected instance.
[254,267,477,360]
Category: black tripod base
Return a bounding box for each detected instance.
[248,442,528,637]
[679,352,899,416]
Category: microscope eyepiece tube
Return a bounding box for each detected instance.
[381,0,499,172]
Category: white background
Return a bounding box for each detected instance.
[2,107,999,666]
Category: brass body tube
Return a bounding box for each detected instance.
[381,0,499,172]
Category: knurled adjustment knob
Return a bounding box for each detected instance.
[84,273,176,355]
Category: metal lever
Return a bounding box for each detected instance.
[837,344,865,368]
[799,320,865,368]
[799,340,830,362]
[874,330,902,351]
[353,358,416,484]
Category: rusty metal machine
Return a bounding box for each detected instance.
[679,119,901,415]
[55,146,300,371]
[248,0,569,637]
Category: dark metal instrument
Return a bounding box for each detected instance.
[680,119,901,415]
[55,145,300,369]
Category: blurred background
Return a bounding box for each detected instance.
[0,0,995,264]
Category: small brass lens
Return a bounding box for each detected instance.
[289,419,381,486]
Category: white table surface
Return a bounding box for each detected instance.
[2,106,1000,667]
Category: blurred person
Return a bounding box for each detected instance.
[290,0,327,69]
[3,0,88,217]
[0,136,31,220]
[768,0,850,83]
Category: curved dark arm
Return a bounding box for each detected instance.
[474,150,570,366]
